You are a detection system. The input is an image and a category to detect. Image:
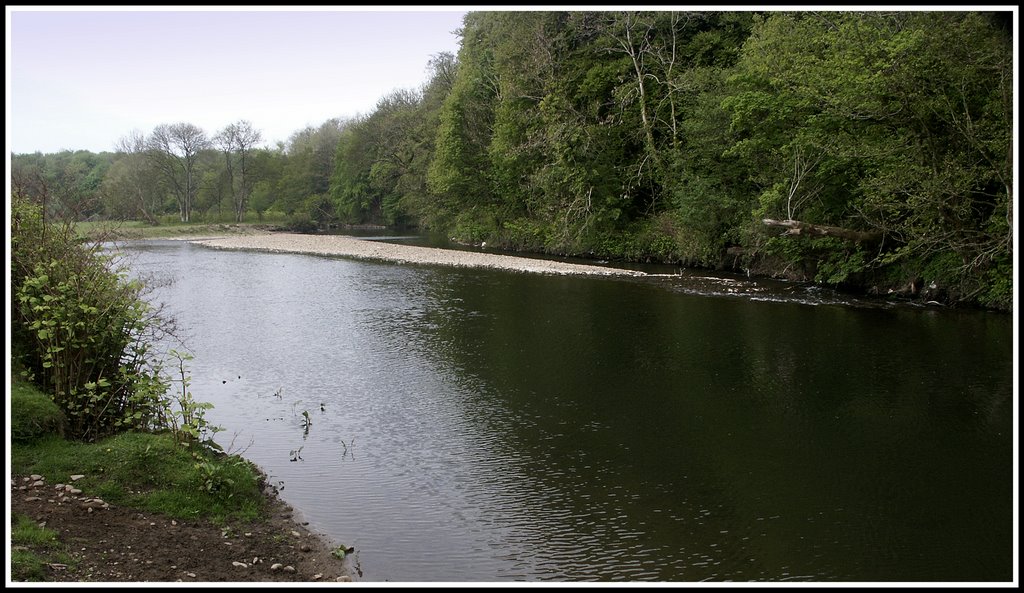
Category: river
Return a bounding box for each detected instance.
[114,237,1015,583]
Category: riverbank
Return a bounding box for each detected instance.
[188,233,649,278]
[10,471,354,583]
[9,380,355,584]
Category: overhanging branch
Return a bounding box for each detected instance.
[762,218,882,244]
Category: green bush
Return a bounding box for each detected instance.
[287,211,318,233]
[498,217,548,252]
[452,212,492,245]
[587,218,681,264]
[10,383,66,443]
[11,193,171,442]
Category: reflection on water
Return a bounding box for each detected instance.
[115,239,1014,583]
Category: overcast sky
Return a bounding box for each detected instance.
[6,7,468,154]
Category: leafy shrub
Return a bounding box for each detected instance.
[587,218,680,263]
[452,212,492,244]
[287,211,318,233]
[11,193,171,441]
[497,217,548,252]
[978,253,1013,310]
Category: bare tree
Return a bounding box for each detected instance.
[603,12,666,191]
[783,144,826,221]
[214,120,263,222]
[147,122,209,222]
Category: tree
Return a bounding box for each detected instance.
[214,120,263,222]
[330,89,424,225]
[11,150,114,222]
[248,148,284,220]
[277,119,347,218]
[103,131,163,223]
[147,122,209,222]
[389,51,459,227]
[12,192,173,440]
[427,11,500,233]
[602,11,668,205]
[722,11,1012,300]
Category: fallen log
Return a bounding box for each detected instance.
[762,218,882,244]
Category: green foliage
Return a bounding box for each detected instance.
[330,123,375,223]
[11,150,115,222]
[758,234,872,285]
[163,350,224,454]
[329,84,448,228]
[194,458,238,495]
[10,382,66,442]
[305,193,335,226]
[670,170,748,265]
[11,194,234,451]
[497,217,549,252]
[811,241,870,286]
[452,211,493,245]
[427,12,499,213]
[100,152,164,223]
[249,179,277,219]
[589,217,680,263]
[723,11,1012,306]
[12,194,173,441]
[15,265,168,438]
[978,253,1013,309]
[287,211,318,233]
[331,544,355,560]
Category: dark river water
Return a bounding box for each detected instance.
[114,238,1015,583]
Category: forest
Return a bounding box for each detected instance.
[10,11,1014,310]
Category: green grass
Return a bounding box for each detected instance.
[10,514,74,581]
[11,514,62,549]
[74,211,293,241]
[10,382,66,443]
[12,431,265,522]
[11,379,267,523]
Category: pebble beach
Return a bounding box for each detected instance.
[189,232,647,278]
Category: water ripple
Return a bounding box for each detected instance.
[114,240,1014,583]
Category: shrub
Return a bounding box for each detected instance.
[287,211,318,233]
[11,193,172,441]
[452,211,492,245]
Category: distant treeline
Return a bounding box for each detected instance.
[11,11,1013,310]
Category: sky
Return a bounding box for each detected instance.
[5,7,469,154]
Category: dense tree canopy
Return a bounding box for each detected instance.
[9,10,1014,310]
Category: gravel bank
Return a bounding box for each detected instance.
[191,233,648,278]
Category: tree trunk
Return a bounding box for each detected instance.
[762,218,882,244]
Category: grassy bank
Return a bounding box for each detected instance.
[9,376,271,580]
[73,215,289,241]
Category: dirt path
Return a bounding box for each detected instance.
[10,474,355,583]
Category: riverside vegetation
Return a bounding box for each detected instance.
[8,194,352,582]
[10,11,1013,311]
